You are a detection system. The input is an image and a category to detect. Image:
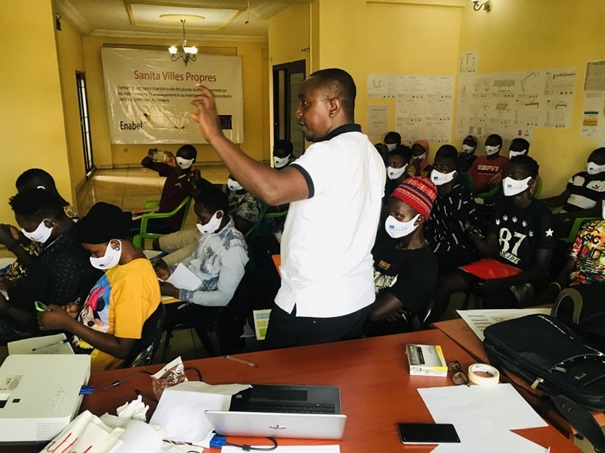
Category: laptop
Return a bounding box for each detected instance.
[205,384,347,440]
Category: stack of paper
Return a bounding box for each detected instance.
[457,308,551,341]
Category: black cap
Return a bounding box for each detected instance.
[74,202,131,244]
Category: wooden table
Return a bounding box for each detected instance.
[1,330,578,452]
[432,318,604,443]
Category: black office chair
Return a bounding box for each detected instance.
[162,272,250,360]
[162,307,223,361]
[123,302,166,368]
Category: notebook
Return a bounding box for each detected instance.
[205,384,347,440]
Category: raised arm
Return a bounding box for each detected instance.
[190,85,308,206]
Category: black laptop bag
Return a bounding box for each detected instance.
[483,314,605,451]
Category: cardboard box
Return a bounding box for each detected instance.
[406,344,447,377]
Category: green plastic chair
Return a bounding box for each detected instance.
[533,176,543,199]
[561,217,600,243]
[133,196,192,249]
[460,173,474,190]
[244,203,288,241]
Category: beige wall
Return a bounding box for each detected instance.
[458,0,605,197]
[0,0,72,223]
[311,0,462,144]
[82,36,269,168]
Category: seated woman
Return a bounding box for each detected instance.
[0,168,78,287]
[37,202,160,372]
[0,189,99,344]
[153,187,249,333]
[364,177,438,337]
[434,156,557,316]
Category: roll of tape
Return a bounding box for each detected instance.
[468,363,500,386]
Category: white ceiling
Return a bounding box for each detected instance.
[54,0,312,40]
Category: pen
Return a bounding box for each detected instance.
[32,338,70,352]
[34,301,49,312]
[224,355,258,368]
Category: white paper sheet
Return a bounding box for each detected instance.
[149,381,250,443]
[457,308,551,341]
[222,446,340,453]
[432,416,549,453]
[7,333,74,355]
[418,384,547,431]
[166,263,202,291]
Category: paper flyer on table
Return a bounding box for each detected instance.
[457,308,551,341]
[418,384,547,431]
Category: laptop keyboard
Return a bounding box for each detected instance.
[241,401,337,414]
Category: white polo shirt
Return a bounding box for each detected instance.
[275,124,386,318]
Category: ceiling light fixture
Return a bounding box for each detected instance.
[168,19,197,66]
[472,0,492,12]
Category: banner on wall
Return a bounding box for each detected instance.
[101,48,243,144]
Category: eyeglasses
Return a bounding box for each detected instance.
[448,361,470,387]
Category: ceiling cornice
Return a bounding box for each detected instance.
[89,28,268,43]
[55,0,93,35]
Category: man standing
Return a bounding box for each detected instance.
[191,68,385,349]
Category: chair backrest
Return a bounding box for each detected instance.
[133,196,193,248]
[123,302,166,368]
[562,217,601,243]
[533,176,543,199]
[244,203,269,240]
[460,172,474,190]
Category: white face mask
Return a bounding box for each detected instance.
[431,169,456,186]
[176,157,194,169]
[273,155,291,169]
[587,162,605,176]
[385,214,420,239]
[21,219,53,244]
[227,178,243,192]
[385,143,397,152]
[462,144,476,154]
[509,149,527,159]
[485,145,501,156]
[387,165,408,180]
[89,240,122,270]
[502,176,532,197]
[414,152,427,161]
[197,211,223,235]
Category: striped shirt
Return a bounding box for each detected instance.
[425,183,480,265]
[563,171,605,212]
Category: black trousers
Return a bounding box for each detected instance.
[264,303,372,350]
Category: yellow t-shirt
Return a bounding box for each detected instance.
[72,258,160,372]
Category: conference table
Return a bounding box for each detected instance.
[432,318,605,443]
[4,328,578,453]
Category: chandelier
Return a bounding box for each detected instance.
[168,19,198,66]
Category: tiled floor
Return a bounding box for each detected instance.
[76,165,230,225]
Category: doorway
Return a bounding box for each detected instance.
[76,72,95,177]
[272,60,306,157]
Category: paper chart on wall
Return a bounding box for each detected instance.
[581,61,605,143]
[455,67,576,140]
[459,50,478,74]
[367,104,390,138]
[368,74,454,143]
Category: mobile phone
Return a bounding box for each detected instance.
[397,423,460,444]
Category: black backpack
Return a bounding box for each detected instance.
[483,314,605,452]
